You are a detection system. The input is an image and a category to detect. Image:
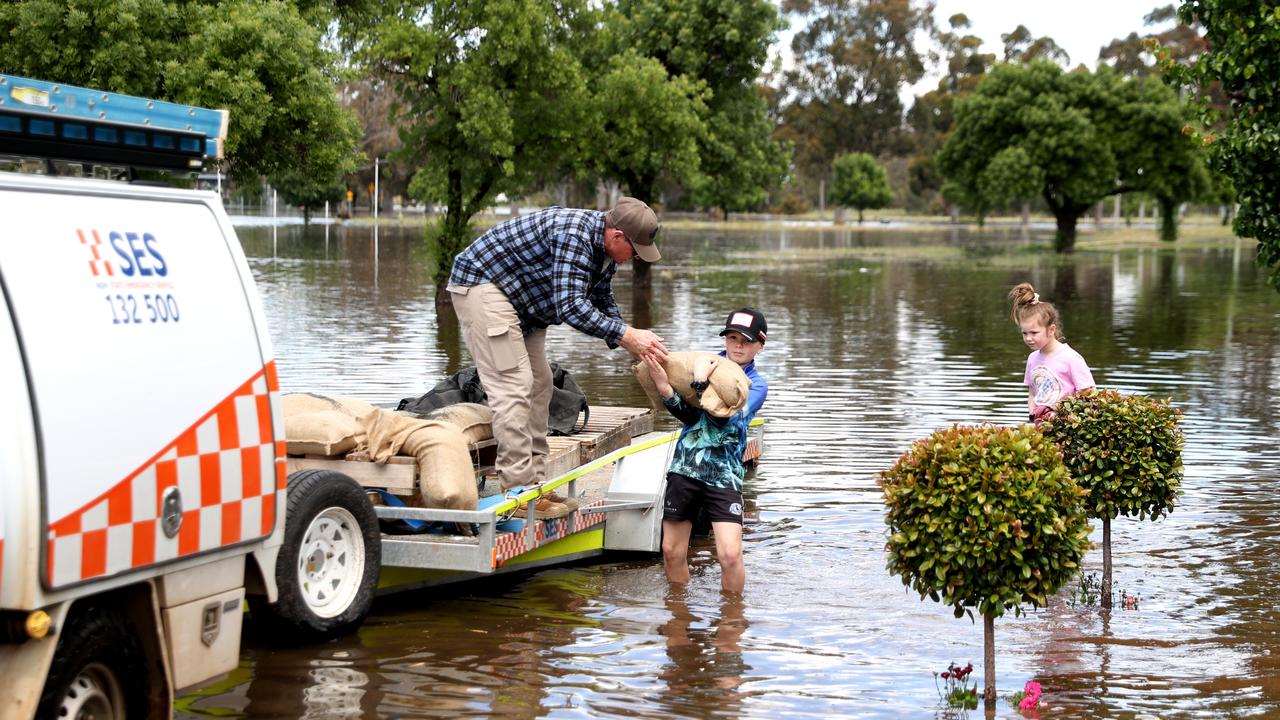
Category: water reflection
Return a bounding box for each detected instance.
[658,590,750,717]
[178,222,1280,718]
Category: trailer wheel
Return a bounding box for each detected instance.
[256,469,380,643]
[37,604,148,720]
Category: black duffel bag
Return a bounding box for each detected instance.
[397,363,590,436]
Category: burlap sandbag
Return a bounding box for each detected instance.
[285,410,362,457]
[421,403,494,444]
[282,393,378,421]
[364,409,477,511]
[633,351,752,418]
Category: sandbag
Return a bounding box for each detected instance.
[363,409,477,511]
[633,351,751,418]
[282,392,378,420]
[285,410,362,457]
[421,403,494,444]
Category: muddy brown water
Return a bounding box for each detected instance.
[177,221,1280,718]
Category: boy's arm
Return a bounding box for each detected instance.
[649,360,702,426]
[661,392,703,426]
[746,374,768,418]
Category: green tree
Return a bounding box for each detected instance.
[780,0,933,179]
[0,0,361,184]
[589,51,708,205]
[362,0,593,298]
[829,152,893,223]
[906,14,995,210]
[686,87,792,218]
[1164,0,1280,291]
[271,169,346,224]
[605,0,790,216]
[880,424,1091,706]
[937,61,1208,251]
[1042,390,1183,609]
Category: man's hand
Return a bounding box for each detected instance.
[620,326,668,363]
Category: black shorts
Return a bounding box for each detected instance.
[663,472,744,525]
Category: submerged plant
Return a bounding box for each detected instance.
[1042,390,1183,608]
[935,661,978,711]
[880,424,1091,706]
[1068,572,1143,610]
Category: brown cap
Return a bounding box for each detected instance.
[607,197,661,262]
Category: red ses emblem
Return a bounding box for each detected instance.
[76,228,114,277]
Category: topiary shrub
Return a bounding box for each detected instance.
[879,424,1091,707]
[1041,389,1183,608]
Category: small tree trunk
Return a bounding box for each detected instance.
[857,208,865,224]
[1102,516,1113,609]
[983,613,996,707]
[1158,198,1179,242]
[1020,201,1030,226]
[1053,212,1078,253]
[633,259,652,289]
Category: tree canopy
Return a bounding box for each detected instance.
[937,61,1209,251]
[1165,0,1280,291]
[361,0,593,294]
[780,0,933,177]
[603,0,789,213]
[0,0,361,185]
[830,152,893,223]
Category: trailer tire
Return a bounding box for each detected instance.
[36,604,148,720]
[254,469,380,643]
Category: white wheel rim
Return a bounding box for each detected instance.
[60,662,125,720]
[296,506,366,619]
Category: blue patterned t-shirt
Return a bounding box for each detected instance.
[662,357,767,492]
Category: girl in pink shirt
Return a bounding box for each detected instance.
[1009,282,1095,422]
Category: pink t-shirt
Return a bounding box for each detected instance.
[1024,344,1095,412]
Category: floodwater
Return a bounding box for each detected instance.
[179,220,1280,718]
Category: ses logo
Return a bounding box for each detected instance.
[76,228,168,279]
[77,229,182,326]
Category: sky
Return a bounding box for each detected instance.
[774,0,1180,98]
[928,0,1172,70]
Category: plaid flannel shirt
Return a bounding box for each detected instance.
[448,207,626,346]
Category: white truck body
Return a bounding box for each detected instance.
[0,173,286,718]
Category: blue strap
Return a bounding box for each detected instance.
[372,489,426,531]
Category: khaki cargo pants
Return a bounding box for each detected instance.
[447,283,551,490]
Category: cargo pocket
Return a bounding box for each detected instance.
[487,324,522,371]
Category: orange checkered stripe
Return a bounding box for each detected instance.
[492,498,608,566]
[742,437,762,463]
[45,363,285,589]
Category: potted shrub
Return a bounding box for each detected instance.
[880,424,1091,707]
[1041,389,1184,608]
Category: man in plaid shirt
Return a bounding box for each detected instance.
[447,197,669,518]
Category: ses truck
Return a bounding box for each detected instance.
[0,76,380,719]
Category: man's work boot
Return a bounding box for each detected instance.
[517,496,571,520]
[543,492,579,512]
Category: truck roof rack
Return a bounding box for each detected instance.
[0,74,227,173]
